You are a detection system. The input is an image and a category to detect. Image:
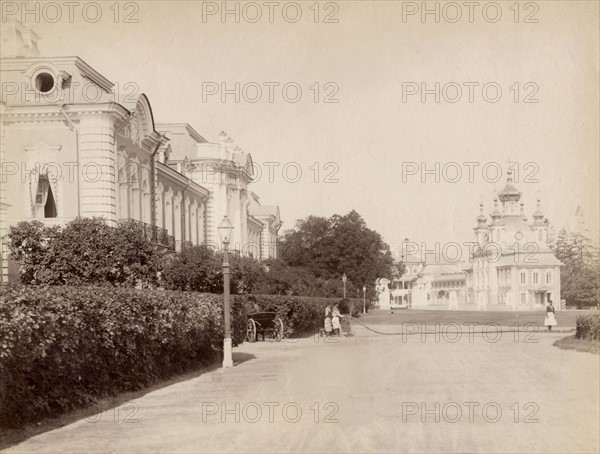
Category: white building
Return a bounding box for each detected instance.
[377,170,562,311]
[0,21,281,283]
[465,170,562,311]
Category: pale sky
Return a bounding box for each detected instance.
[12,0,600,249]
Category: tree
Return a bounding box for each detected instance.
[8,218,162,287]
[276,210,393,299]
[552,227,599,309]
[161,245,222,293]
[161,245,266,294]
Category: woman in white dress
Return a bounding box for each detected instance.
[544,301,557,331]
[331,304,342,336]
[324,305,333,336]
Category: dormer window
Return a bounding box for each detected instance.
[35,72,55,93]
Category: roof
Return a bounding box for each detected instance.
[496,251,563,267]
[499,183,521,196]
[421,264,462,275]
[155,123,208,144]
[432,272,466,282]
[250,205,279,218]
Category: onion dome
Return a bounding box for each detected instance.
[490,195,502,224]
[520,202,527,221]
[532,197,546,225]
[475,202,487,228]
[218,130,231,144]
[498,169,521,203]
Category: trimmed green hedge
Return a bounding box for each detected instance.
[575,313,600,341]
[238,294,359,337]
[0,285,245,428]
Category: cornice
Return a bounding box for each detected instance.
[156,161,210,199]
[2,102,130,122]
[0,56,114,93]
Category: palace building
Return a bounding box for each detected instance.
[0,21,281,283]
[377,171,562,311]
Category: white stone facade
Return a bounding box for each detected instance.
[465,171,562,311]
[0,22,281,283]
[377,171,562,311]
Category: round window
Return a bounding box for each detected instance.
[35,72,55,93]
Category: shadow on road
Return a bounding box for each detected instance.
[0,352,260,450]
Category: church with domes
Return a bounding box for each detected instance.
[464,170,563,311]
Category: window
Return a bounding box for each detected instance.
[538,230,543,241]
[546,271,552,284]
[35,72,55,93]
[520,271,526,285]
[533,272,539,285]
[520,292,527,304]
[34,175,57,218]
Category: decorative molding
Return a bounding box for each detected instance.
[24,140,62,155]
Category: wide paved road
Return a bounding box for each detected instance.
[6,323,599,453]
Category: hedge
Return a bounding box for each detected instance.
[575,313,600,341]
[0,285,246,428]
[237,294,360,338]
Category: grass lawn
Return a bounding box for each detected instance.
[554,335,600,354]
[359,308,596,327]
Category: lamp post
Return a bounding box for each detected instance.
[363,285,366,314]
[218,216,234,368]
[342,273,347,298]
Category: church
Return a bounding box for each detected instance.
[0,21,282,283]
[377,170,562,311]
[465,169,562,311]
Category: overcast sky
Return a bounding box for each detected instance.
[17,0,599,249]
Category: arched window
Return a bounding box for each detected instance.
[34,174,57,218]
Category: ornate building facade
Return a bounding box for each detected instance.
[465,170,562,310]
[377,171,562,311]
[0,21,281,283]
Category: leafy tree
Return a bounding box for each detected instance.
[8,218,161,287]
[161,245,265,294]
[552,227,599,309]
[267,210,392,300]
[229,252,266,294]
[7,220,60,284]
[280,210,393,289]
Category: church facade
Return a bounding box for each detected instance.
[377,171,562,311]
[0,21,281,283]
[465,170,562,311]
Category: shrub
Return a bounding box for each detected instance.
[8,218,162,287]
[575,313,600,341]
[161,245,266,294]
[0,285,245,428]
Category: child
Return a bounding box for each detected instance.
[324,305,333,336]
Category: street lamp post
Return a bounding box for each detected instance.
[218,216,234,368]
[363,285,366,314]
[342,273,347,298]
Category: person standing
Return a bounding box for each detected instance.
[324,305,333,337]
[545,301,557,331]
[332,304,342,336]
